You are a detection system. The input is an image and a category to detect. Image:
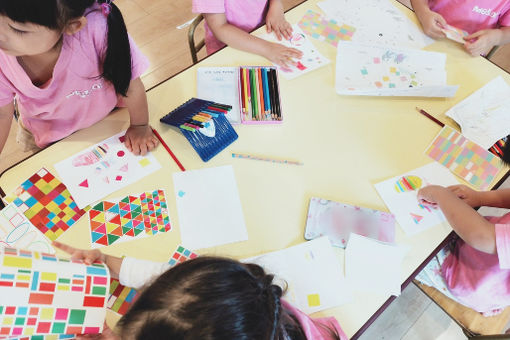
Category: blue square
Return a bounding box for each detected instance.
[47,212,56,220]
[54,195,66,205]
[25,196,37,207]
[67,219,75,226]
[47,221,55,228]
[183,250,190,256]
[21,179,34,189]
[13,198,23,206]
[17,307,28,315]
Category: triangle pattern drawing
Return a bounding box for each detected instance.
[410,213,423,224]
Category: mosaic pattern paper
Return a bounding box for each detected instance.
[0,248,109,338]
[425,126,503,190]
[168,245,198,267]
[304,197,395,248]
[88,190,171,248]
[54,131,162,209]
[10,334,76,340]
[0,203,54,254]
[298,10,355,47]
[10,169,86,242]
[442,24,468,44]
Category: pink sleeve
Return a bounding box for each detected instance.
[192,0,225,14]
[0,81,14,107]
[495,224,510,269]
[499,5,510,27]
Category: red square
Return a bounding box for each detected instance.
[37,322,51,333]
[0,327,10,335]
[5,306,16,314]
[66,326,83,334]
[39,195,52,206]
[39,282,56,292]
[29,307,39,315]
[27,318,37,326]
[58,211,66,218]
[42,172,54,182]
[26,185,40,196]
[55,183,67,193]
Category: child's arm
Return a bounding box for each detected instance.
[464,27,510,56]
[410,0,447,38]
[123,77,159,156]
[418,185,496,254]
[204,12,302,68]
[266,0,293,41]
[449,184,510,208]
[0,102,14,154]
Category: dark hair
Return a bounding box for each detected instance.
[0,0,132,96]
[117,257,341,340]
[500,137,510,166]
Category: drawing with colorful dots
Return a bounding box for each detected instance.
[425,126,503,190]
[298,10,355,47]
[54,131,161,209]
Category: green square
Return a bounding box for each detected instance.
[69,309,86,324]
[0,306,3,314]
[15,317,25,325]
[58,278,70,284]
[52,322,66,333]
[92,286,107,295]
[31,336,44,340]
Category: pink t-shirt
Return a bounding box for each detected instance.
[0,8,149,148]
[192,0,268,54]
[429,0,510,33]
[442,213,510,313]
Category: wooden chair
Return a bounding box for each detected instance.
[188,14,205,64]
[414,280,510,339]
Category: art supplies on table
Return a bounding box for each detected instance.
[0,203,54,254]
[88,190,171,248]
[160,98,238,162]
[317,0,433,49]
[244,237,352,314]
[54,132,161,209]
[490,137,508,159]
[425,126,503,190]
[197,67,283,124]
[152,128,186,171]
[298,10,355,47]
[375,162,460,236]
[258,25,330,80]
[231,152,303,166]
[304,197,396,248]
[442,24,469,44]
[335,41,458,97]
[172,166,248,250]
[445,76,510,149]
[0,247,109,338]
[345,233,407,296]
[8,168,87,242]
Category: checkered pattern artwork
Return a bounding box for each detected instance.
[298,10,355,47]
[11,169,86,241]
[168,246,198,267]
[425,126,503,190]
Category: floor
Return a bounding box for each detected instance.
[1,0,509,338]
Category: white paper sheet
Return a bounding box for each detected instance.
[172,165,248,250]
[317,0,434,49]
[345,233,406,296]
[0,203,55,253]
[335,41,458,97]
[445,76,510,149]
[374,162,460,236]
[197,67,242,124]
[244,237,352,314]
[54,131,161,209]
[258,25,330,80]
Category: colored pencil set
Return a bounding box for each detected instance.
[239,66,282,123]
[490,137,507,158]
[179,102,232,132]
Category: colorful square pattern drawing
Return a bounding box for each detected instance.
[168,246,198,267]
[10,169,87,241]
[0,248,108,338]
[425,126,503,190]
[298,10,355,47]
[88,190,172,248]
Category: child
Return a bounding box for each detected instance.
[411,0,510,56]
[192,0,303,68]
[53,241,348,340]
[0,0,158,156]
[417,182,510,316]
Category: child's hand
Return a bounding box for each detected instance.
[77,323,119,340]
[124,125,159,156]
[266,0,293,40]
[264,42,303,68]
[53,241,105,265]
[464,29,501,56]
[417,185,445,206]
[417,10,447,39]
[447,185,482,207]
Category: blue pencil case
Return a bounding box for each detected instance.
[160,98,238,162]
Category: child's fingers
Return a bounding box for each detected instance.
[139,142,148,156]
[286,48,303,59]
[52,241,76,255]
[124,136,133,152]
[267,21,272,33]
[274,27,282,41]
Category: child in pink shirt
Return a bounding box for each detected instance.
[192,0,303,69]
[417,184,510,315]
[411,0,510,56]
[54,241,349,340]
[0,0,158,157]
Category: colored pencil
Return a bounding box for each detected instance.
[415,107,445,127]
[262,68,271,119]
[251,69,260,120]
[249,69,256,119]
[267,68,276,120]
[232,152,303,166]
[152,128,186,171]
[239,68,245,114]
[245,68,252,120]
[241,68,248,117]
[254,68,262,120]
[257,68,265,119]
[270,69,281,120]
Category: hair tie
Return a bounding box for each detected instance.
[100,0,113,16]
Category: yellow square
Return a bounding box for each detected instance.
[58,285,70,291]
[139,158,151,167]
[389,67,396,73]
[40,308,54,320]
[2,317,13,325]
[25,327,35,335]
[41,272,57,281]
[382,76,389,82]
[46,201,59,213]
[307,294,321,307]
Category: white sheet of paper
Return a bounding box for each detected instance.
[317,0,434,49]
[54,131,161,209]
[173,165,248,250]
[335,41,458,97]
[445,76,510,149]
[374,162,460,236]
[0,203,55,253]
[345,233,406,296]
[258,25,330,80]
[197,67,241,124]
[244,237,352,314]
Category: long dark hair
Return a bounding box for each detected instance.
[117,257,341,340]
[0,0,132,96]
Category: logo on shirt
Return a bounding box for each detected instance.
[472,6,499,18]
[66,82,103,99]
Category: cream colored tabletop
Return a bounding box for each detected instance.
[1,0,509,338]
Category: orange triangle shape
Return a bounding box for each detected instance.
[110,227,123,236]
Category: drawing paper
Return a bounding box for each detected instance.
[298,10,356,47]
[442,24,469,44]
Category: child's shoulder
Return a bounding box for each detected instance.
[77,6,108,53]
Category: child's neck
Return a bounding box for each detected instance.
[17,38,63,88]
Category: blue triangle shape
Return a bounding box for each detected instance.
[130,203,140,211]
[124,220,133,229]
[91,231,105,243]
[108,204,120,214]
